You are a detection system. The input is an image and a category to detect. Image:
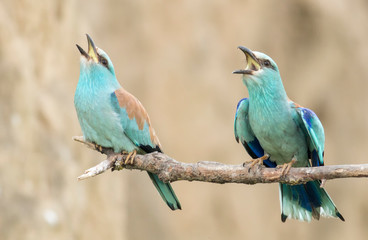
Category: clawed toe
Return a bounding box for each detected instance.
[93,143,104,152]
[278,159,296,176]
[244,154,269,172]
[124,150,137,165]
[112,150,137,171]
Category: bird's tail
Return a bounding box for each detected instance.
[279,181,344,222]
[147,172,181,210]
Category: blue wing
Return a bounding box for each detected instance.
[291,102,325,166]
[234,98,276,168]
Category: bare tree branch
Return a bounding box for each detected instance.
[74,136,368,184]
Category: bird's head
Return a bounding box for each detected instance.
[233,46,281,90]
[76,34,116,80]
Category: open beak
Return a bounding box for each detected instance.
[76,34,99,63]
[233,46,261,75]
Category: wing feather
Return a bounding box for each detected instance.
[234,98,276,168]
[291,102,325,166]
[111,88,161,152]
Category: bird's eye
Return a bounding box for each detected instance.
[264,60,271,67]
[101,57,108,67]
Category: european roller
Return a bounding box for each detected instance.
[233,46,344,222]
[74,34,181,210]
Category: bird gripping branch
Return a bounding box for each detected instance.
[74,34,181,210]
[233,46,344,222]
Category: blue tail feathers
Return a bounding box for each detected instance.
[279,181,344,222]
[147,172,181,210]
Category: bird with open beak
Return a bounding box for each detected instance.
[74,34,181,210]
[233,46,344,222]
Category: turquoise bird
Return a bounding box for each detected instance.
[233,46,344,222]
[74,35,181,210]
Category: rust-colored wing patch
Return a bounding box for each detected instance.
[114,88,161,147]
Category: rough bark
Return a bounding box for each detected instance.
[74,136,368,185]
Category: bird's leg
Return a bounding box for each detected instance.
[243,154,269,171]
[121,151,129,156]
[92,142,104,153]
[277,158,297,176]
[124,150,137,165]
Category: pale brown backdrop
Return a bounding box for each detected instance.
[1,0,367,239]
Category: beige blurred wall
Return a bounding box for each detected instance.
[1,0,368,239]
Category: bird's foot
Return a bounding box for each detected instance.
[93,143,104,153]
[277,159,296,176]
[124,150,137,165]
[243,154,269,172]
[113,150,137,170]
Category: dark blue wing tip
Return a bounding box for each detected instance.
[139,144,162,153]
[281,213,287,222]
[236,98,248,111]
[311,149,324,167]
[336,211,345,221]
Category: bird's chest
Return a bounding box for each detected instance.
[249,102,307,165]
[74,84,124,145]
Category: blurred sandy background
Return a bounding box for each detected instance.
[1,0,368,239]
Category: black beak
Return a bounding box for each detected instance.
[76,44,89,59]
